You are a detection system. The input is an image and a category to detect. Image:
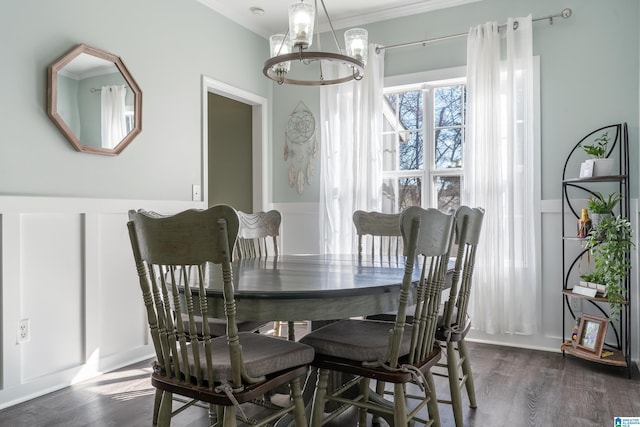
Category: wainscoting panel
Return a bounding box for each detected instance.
[0,196,201,409]
[20,213,84,382]
[0,197,637,409]
[272,203,320,255]
[97,213,147,359]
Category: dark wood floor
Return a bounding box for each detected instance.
[1,337,638,427]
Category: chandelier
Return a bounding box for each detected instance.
[263,0,368,86]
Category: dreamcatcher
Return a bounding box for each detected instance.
[284,101,318,194]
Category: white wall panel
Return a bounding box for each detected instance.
[98,213,148,359]
[20,213,84,381]
[1,196,637,409]
[0,196,200,409]
[272,203,320,255]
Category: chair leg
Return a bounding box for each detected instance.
[290,376,308,427]
[424,371,441,427]
[447,342,464,427]
[392,383,408,426]
[157,391,173,427]
[152,389,163,425]
[310,368,330,427]
[371,380,386,426]
[222,405,237,427]
[211,405,224,427]
[458,340,477,408]
[287,321,296,341]
[358,378,371,427]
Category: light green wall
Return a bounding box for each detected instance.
[272,85,321,202]
[0,0,269,200]
[270,0,639,202]
[1,0,637,202]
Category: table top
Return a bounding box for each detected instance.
[196,254,420,321]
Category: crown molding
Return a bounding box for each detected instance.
[198,0,483,39]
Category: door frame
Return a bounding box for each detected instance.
[201,76,269,211]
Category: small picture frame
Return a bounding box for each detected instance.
[579,161,594,178]
[574,314,608,357]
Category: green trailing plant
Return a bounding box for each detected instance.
[584,214,634,320]
[583,132,611,158]
[587,191,621,214]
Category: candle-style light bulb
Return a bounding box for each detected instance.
[269,34,291,74]
[345,28,369,65]
[289,2,315,49]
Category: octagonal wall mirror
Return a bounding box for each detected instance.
[47,44,142,155]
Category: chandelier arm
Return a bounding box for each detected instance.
[319,0,343,52]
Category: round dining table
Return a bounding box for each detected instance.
[198,254,419,322]
[189,254,451,427]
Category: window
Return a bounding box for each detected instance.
[125,105,135,134]
[381,74,466,213]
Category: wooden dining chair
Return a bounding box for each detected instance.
[136,209,267,340]
[127,205,314,427]
[300,206,455,427]
[235,210,305,341]
[353,210,406,325]
[234,210,281,258]
[434,206,484,427]
[352,210,403,262]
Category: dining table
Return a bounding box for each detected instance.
[195,254,423,323]
[188,253,453,427]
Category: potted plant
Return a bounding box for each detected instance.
[586,191,621,224]
[578,272,606,295]
[584,214,634,320]
[583,132,615,176]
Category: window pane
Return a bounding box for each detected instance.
[434,128,462,169]
[399,177,421,210]
[434,85,463,127]
[382,178,397,212]
[382,177,422,213]
[385,93,398,115]
[434,176,460,213]
[398,91,422,131]
[399,131,423,170]
[383,132,397,171]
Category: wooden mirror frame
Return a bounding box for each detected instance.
[47,44,142,156]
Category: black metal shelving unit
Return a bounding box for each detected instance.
[560,123,631,377]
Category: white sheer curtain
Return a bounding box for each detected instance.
[101,85,127,149]
[464,16,538,334]
[319,45,385,254]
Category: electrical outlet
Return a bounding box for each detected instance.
[17,318,30,344]
[192,184,201,201]
[569,297,582,313]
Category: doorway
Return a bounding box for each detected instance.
[201,76,268,212]
[207,93,252,211]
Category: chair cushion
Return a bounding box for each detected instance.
[180,313,267,337]
[367,302,447,323]
[299,319,412,362]
[182,332,314,382]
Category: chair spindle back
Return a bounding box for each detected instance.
[353,210,403,262]
[389,207,454,367]
[441,206,485,330]
[235,210,281,259]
